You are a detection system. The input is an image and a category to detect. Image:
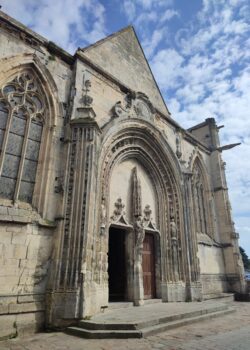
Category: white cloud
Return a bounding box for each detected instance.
[151,48,184,89]
[1,0,107,53]
[147,0,250,255]
[121,0,177,57]
[160,9,179,23]
[123,0,136,21]
[142,28,165,57]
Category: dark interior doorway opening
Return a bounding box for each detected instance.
[108,226,127,301]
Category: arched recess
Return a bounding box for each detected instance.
[191,154,214,239]
[0,54,61,217]
[95,118,186,291]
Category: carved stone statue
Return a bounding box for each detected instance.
[134,215,145,249]
[170,216,177,239]
[100,197,106,235]
[170,216,179,281]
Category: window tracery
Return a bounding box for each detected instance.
[192,161,210,236]
[0,72,45,204]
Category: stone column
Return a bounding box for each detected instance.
[46,98,101,327]
[134,216,145,306]
[131,167,145,305]
[182,169,203,301]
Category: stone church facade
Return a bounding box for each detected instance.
[0,11,245,338]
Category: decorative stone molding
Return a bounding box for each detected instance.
[113,91,155,120]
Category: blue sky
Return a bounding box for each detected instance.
[2,0,250,255]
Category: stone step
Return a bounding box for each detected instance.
[65,304,235,339]
[203,293,234,302]
[142,308,235,337]
[78,304,228,331]
[65,327,142,339]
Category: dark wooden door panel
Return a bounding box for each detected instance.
[142,233,156,299]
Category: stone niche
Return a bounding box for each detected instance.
[109,158,157,225]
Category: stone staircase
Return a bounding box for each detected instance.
[65,300,235,339]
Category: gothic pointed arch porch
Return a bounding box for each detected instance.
[95,118,188,303]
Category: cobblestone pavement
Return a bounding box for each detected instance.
[1,302,250,350]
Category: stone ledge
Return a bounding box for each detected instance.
[0,301,45,315]
[0,205,57,228]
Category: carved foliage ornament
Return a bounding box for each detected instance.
[113,91,155,120]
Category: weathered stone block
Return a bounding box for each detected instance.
[12,231,27,245]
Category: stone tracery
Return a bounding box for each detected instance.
[0,71,46,204]
[192,158,213,238]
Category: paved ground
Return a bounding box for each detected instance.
[1,301,250,350]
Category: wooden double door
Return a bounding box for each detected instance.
[142,233,156,299]
[108,228,156,301]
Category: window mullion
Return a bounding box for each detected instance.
[0,109,14,175]
[13,116,31,203]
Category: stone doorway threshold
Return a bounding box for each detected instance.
[65,299,235,339]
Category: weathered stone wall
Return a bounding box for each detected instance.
[0,16,72,338]
[0,215,55,339]
[80,27,169,115]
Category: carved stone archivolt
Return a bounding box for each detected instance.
[98,120,185,283]
[113,91,155,120]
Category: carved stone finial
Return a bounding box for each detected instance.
[82,74,93,107]
[131,167,142,218]
[176,132,182,159]
[143,204,157,229]
[143,204,152,222]
[76,73,96,119]
[110,197,128,224]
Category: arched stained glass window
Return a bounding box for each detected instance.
[0,72,45,204]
